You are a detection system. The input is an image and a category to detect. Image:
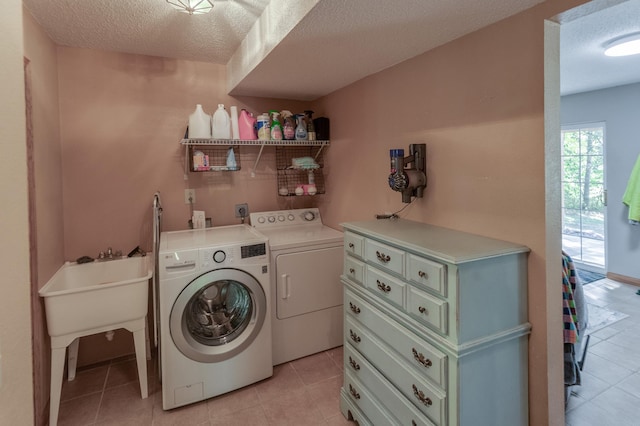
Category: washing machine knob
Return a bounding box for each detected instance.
[213,250,226,263]
[268,216,276,223]
[303,211,316,221]
[287,214,295,221]
[257,216,265,224]
[278,215,285,222]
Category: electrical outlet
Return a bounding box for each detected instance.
[184,189,196,204]
[235,203,249,218]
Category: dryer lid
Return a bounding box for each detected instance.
[258,225,343,250]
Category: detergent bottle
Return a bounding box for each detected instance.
[188,104,211,139]
[238,109,257,140]
[211,104,231,139]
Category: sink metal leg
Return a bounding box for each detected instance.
[49,346,66,426]
[67,338,79,381]
[133,328,148,399]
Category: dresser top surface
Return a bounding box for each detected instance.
[341,219,529,264]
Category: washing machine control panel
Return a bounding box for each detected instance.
[199,243,268,269]
[241,243,267,258]
[250,208,322,229]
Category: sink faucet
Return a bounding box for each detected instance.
[98,247,122,261]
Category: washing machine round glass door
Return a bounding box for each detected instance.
[170,268,267,363]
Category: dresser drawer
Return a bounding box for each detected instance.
[344,372,397,426]
[407,286,449,335]
[344,232,365,258]
[344,256,365,285]
[365,266,405,307]
[345,345,440,426]
[344,288,447,390]
[407,254,447,297]
[365,239,405,275]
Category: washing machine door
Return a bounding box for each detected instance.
[170,268,267,363]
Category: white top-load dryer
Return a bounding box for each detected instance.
[250,208,343,365]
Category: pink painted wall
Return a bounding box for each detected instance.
[314,2,585,425]
[57,48,315,261]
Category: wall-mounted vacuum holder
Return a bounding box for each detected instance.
[388,144,427,203]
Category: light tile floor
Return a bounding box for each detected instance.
[54,278,640,425]
[56,346,354,425]
[565,278,640,426]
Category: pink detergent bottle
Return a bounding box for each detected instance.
[239,109,257,140]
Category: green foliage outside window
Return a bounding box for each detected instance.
[561,126,605,241]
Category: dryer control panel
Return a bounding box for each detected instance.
[250,208,323,229]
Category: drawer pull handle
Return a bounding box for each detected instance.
[412,384,433,407]
[412,348,433,368]
[376,280,391,293]
[418,270,429,279]
[348,243,355,249]
[349,384,361,400]
[348,356,361,371]
[349,268,355,274]
[349,329,361,343]
[412,422,417,426]
[418,306,428,315]
[349,302,361,314]
[376,251,391,263]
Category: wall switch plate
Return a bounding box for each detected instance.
[235,203,249,218]
[184,189,196,204]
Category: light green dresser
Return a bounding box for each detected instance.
[339,219,531,426]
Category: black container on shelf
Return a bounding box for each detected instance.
[313,117,330,140]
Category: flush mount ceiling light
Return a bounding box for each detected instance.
[604,33,640,57]
[166,0,213,15]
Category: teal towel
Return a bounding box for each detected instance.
[623,154,640,222]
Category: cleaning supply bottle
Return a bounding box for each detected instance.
[281,110,295,140]
[211,104,231,139]
[295,114,308,140]
[270,110,283,140]
[304,110,316,141]
[256,113,271,140]
[238,109,257,140]
[188,104,211,138]
[226,147,237,169]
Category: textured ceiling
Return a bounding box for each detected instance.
[25,0,635,100]
[561,0,640,96]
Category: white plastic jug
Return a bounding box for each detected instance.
[230,106,240,140]
[212,104,231,139]
[188,104,211,139]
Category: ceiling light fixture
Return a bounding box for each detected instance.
[166,0,213,15]
[604,33,640,57]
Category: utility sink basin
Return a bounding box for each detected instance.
[39,255,153,426]
[40,256,152,337]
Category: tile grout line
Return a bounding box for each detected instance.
[91,361,112,424]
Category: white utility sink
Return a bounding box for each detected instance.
[39,256,153,426]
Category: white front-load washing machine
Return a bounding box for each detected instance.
[158,224,272,410]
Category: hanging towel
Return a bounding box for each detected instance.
[562,251,579,344]
[623,154,640,224]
